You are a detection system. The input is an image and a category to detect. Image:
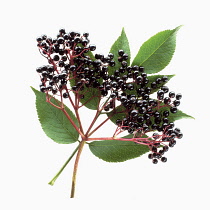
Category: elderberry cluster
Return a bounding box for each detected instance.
[36,28,183,164]
[36,28,101,97]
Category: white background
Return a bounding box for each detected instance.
[1,0,209,209]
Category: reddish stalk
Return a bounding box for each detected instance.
[74,92,84,134]
[61,108,85,139]
[87,115,113,137]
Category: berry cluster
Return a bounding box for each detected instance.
[36,29,183,164]
[36,28,100,98]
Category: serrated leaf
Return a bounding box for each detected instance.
[31,87,79,144]
[108,28,130,75]
[89,135,150,162]
[132,26,182,74]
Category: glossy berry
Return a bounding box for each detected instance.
[89,44,96,51]
[173,100,180,107]
[63,92,69,98]
[162,76,168,82]
[164,97,171,105]
[118,49,124,56]
[57,37,65,44]
[176,93,182,100]
[163,146,169,152]
[148,154,153,159]
[130,109,138,117]
[161,86,169,93]
[170,107,177,113]
[163,110,170,117]
[161,157,167,162]
[169,91,175,98]
[53,55,60,61]
[153,159,158,164]
[122,53,128,60]
[139,66,144,72]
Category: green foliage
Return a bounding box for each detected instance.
[108,28,130,75]
[147,74,175,94]
[132,26,182,74]
[31,87,79,144]
[157,105,195,121]
[79,87,101,110]
[106,105,127,124]
[89,135,150,162]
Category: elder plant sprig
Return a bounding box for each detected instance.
[32,26,194,198]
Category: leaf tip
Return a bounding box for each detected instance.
[174,25,183,33]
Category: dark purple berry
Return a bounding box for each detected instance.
[163,110,170,117]
[153,159,158,164]
[89,44,96,51]
[40,86,47,92]
[156,78,162,84]
[164,97,171,105]
[121,61,127,67]
[161,86,169,93]
[139,66,144,72]
[169,91,175,98]
[163,146,169,152]
[130,109,138,117]
[53,55,60,61]
[118,49,124,56]
[162,76,168,82]
[170,107,177,113]
[176,93,182,100]
[122,53,128,60]
[151,82,157,89]
[173,100,180,107]
[176,132,183,139]
[161,157,167,162]
[57,37,65,44]
[148,154,153,159]
[83,32,89,37]
[63,92,69,98]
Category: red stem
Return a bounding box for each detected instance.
[61,108,85,139]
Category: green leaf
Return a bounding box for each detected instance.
[107,105,127,124]
[132,26,182,74]
[159,106,194,122]
[108,28,130,75]
[79,87,101,110]
[31,87,79,144]
[89,135,150,162]
[147,74,175,94]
